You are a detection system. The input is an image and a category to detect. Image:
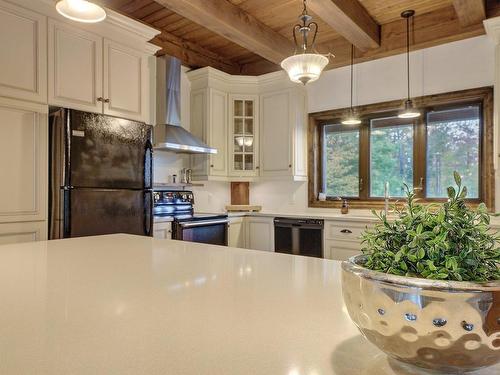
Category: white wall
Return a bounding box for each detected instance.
[155,36,496,214]
[308,36,494,113]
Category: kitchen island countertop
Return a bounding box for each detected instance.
[0,234,498,375]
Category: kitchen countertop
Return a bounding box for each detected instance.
[0,234,498,375]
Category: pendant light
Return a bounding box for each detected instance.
[341,45,361,125]
[281,0,329,85]
[56,0,107,23]
[398,10,420,119]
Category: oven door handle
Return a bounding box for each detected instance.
[179,219,229,228]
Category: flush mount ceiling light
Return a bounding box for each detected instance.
[281,0,330,85]
[56,0,107,23]
[341,45,361,125]
[398,10,420,119]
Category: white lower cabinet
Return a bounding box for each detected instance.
[0,222,47,245]
[228,216,245,248]
[153,221,172,239]
[245,216,274,252]
[324,239,361,261]
[0,99,47,232]
[323,220,371,260]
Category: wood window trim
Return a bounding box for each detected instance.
[308,87,495,211]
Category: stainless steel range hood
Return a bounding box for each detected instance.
[153,56,217,154]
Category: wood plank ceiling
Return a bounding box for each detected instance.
[101,0,500,75]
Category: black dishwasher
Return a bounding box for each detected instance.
[274,217,324,258]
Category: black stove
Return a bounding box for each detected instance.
[153,190,228,246]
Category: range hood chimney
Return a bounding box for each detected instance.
[153,56,217,154]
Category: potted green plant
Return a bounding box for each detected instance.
[341,172,500,372]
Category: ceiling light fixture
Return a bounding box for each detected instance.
[56,0,107,23]
[398,10,420,119]
[341,45,361,125]
[281,0,330,85]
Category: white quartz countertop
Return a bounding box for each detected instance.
[1,234,498,375]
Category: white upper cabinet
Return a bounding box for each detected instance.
[48,19,103,113]
[187,68,306,182]
[103,39,147,122]
[260,88,307,181]
[190,87,229,180]
[0,0,46,103]
[229,94,259,178]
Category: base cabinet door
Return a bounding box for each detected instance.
[228,217,245,248]
[103,39,147,122]
[245,217,274,251]
[153,221,172,239]
[0,221,47,245]
[48,19,103,112]
[324,239,361,261]
[0,0,47,103]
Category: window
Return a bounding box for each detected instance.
[426,106,480,198]
[309,88,493,209]
[370,117,413,197]
[323,125,359,197]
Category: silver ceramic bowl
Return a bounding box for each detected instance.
[341,255,500,372]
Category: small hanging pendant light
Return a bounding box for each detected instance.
[56,0,107,23]
[398,10,420,119]
[341,44,361,125]
[281,0,330,85]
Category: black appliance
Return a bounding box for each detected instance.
[48,108,153,239]
[153,190,228,246]
[274,217,324,258]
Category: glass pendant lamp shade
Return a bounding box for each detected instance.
[281,53,329,85]
[281,0,330,85]
[56,0,107,23]
[398,99,420,118]
[341,44,361,125]
[342,108,362,125]
[397,10,420,119]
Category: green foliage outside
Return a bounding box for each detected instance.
[361,172,500,282]
[324,129,359,197]
[427,118,479,198]
[324,115,480,199]
[370,125,413,197]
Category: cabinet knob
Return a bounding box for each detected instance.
[97,97,104,102]
[256,166,260,169]
[288,164,292,168]
[104,98,110,103]
[210,164,214,168]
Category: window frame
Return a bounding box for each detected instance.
[308,87,494,210]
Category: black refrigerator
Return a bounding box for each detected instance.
[48,108,153,239]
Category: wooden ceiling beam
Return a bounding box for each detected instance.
[99,1,241,75]
[151,31,241,75]
[241,5,485,75]
[453,0,486,27]
[308,0,380,51]
[152,0,295,64]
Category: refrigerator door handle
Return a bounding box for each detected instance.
[144,191,153,236]
[145,139,153,190]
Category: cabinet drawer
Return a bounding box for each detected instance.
[324,221,370,242]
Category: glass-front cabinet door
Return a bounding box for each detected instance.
[229,95,259,177]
